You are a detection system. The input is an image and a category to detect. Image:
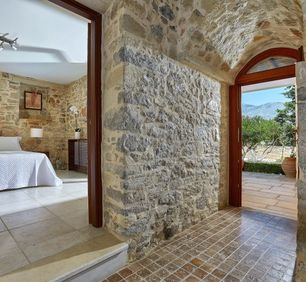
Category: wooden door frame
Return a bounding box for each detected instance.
[229,47,304,207]
[48,0,103,227]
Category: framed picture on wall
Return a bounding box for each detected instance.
[24,91,42,110]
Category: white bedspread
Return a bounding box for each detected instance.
[0,151,62,190]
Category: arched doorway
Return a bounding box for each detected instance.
[229,47,304,207]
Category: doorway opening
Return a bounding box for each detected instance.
[49,0,102,227]
[241,79,297,219]
[0,0,105,276]
[229,47,304,210]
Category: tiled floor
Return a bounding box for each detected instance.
[56,170,88,183]
[0,172,104,276]
[104,208,296,282]
[242,172,297,219]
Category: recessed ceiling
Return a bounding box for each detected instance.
[0,63,87,85]
[0,0,88,84]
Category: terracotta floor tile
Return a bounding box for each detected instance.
[104,208,296,282]
[193,267,208,279]
[183,263,197,272]
[200,262,215,273]
[203,274,220,282]
[173,258,186,267]
[137,268,151,278]
[119,267,133,278]
[212,268,226,279]
[146,262,161,273]
[107,273,123,282]
[164,262,180,273]
[223,274,240,282]
[185,275,200,282]
[144,274,161,282]
[154,267,170,278]
[164,274,181,282]
[125,274,142,282]
[174,267,189,279]
[191,257,204,267]
[139,258,153,267]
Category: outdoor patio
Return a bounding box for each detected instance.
[242,172,297,219]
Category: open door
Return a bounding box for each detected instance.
[229,47,303,208]
[229,85,242,206]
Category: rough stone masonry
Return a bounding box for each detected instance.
[104,41,221,259]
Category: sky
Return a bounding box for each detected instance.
[242,87,291,106]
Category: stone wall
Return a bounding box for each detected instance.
[296,62,306,281]
[114,0,302,81]
[103,38,221,259]
[0,72,87,169]
[65,76,88,139]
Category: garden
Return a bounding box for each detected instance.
[242,86,296,177]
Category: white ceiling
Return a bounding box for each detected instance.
[242,78,296,93]
[0,0,88,84]
[0,63,87,84]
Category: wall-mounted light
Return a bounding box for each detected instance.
[30,128,43,138]
[0,33,18,51]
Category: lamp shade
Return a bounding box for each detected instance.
[30,128,43,138]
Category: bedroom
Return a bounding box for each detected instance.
[0,0,101,275]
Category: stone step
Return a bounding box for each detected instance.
[1,233,128,282]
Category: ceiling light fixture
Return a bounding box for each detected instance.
[0,33,18,51]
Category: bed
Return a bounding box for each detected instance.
[0,137,62,190]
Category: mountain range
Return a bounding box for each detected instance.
[242,102,285,119]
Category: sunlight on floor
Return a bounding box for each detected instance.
[242,172,297,219]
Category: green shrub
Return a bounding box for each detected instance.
[244,162,284,175]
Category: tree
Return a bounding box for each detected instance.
[274,86,296,156]
[242,116,281,159]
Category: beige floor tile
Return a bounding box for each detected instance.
[0,190,33,205]
[0,247,29,276]
[59,210,89,230]
[56,170,87,183]
[242,190,278,199]
[0,219,7,233]
[0,199,42,217]
[22,231,85,262]
[0,231,19,253]
[266,205,297,219]
[34,194,81,206]
[10,217,74,249]
[242,172,297,219]
[79,225,108,241]
[243,195,278,206]
[275,200,297,210]
[45,198,87,217]
[278,195,297,202]
[242,200,267,209]
[1,207,55,229]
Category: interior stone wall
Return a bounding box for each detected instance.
[0,72,87,169]
[65,75,88,139]
[296,62,306,281]
[103,38,221,259]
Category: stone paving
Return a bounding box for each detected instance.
[242,172,297,219]
[104,208,296,281]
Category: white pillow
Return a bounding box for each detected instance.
[0,137,22,151]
